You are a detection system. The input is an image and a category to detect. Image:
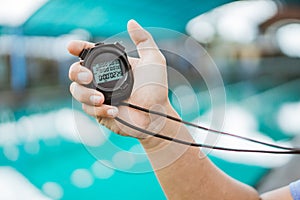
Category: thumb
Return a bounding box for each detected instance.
[127,19,164,63]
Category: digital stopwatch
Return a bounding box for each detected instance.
[79,42,134,105]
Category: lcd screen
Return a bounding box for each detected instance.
[92,59,123,84]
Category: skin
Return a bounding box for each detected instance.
[68,19,294,200]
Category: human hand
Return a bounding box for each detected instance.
[68,20,176,140]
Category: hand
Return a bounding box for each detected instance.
[68,20,175,139]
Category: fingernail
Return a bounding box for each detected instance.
[78,72,90,82]
[90,95,102,104]
[107,107,119,117]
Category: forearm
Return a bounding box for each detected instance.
[260,186,293,200]
[140,106,260,200]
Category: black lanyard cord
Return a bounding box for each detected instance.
[114,102,300,154]
[115,117,300,154]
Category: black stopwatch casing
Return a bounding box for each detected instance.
[79,42,134,105]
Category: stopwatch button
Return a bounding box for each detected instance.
[79,49,89,60]
[95,42,104,46]
[115,42,125,51]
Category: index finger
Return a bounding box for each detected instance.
[67,40,95,56]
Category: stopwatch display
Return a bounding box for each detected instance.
[92,59,123,84]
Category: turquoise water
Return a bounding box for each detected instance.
[1,79,299,199]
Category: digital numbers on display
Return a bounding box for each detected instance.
[92,60,123,84]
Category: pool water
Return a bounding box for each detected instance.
[1,79,300,199]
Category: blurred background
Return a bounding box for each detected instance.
[1,0,300,199]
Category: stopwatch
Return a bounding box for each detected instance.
[79,42,134,105]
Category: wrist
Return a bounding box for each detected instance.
[139,103,194,151]
[138,103,199,171]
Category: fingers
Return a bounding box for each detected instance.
[82,104,119,118]
[70,82,118,118]
[67,40,94,56]
[70,82,104,106]
[127,19,165,64]
[69,62,93,85]
[68,40,94,84]
[68,40,119,119]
